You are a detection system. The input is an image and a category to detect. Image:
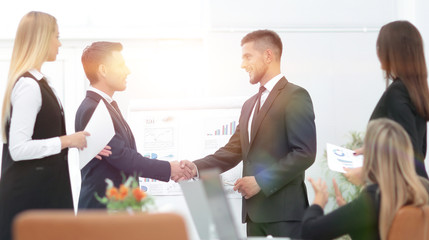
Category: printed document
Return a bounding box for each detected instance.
[79,101,115,169]
[326,143,363,173]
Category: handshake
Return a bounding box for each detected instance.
[169,160,197,182]
[168,160,261,199]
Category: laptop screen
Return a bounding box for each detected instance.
[180,168,292,240]
[200,168,243,240]
[179,179,215,240]
[180,168,243,240]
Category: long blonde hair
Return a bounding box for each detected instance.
[1,11,57,142]
[362,118,429,239]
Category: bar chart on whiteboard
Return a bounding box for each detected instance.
[127,103,243,197]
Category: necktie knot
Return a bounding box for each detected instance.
[111,101,120,113]
[251,85,266,133]
[110,100,132,135]
[254,86,266,115]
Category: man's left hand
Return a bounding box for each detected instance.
[233,176,261,199]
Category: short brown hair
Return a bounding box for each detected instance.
[81,41,123,84]
[241,30,283,61]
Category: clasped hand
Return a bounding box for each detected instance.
[233,176,261,199]
[170,160,197,182]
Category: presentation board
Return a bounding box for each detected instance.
[127,98,246,197]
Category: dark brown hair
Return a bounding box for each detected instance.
[81,41,123,84]
[241,30,283,61]
[377,21,429,120]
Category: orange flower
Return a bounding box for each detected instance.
[106,187,119,200]
[132,187,146,202]
[118,184,129,200]
[96,175,154,211]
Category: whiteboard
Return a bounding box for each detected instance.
[127,97,246,197]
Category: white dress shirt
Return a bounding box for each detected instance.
[8,69,62,161]
[87,86,125,120]
[87,86,129,132]
[87,86,113,104]
[248,73,284,141]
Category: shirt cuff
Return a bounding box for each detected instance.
[53,136,62,153]
[195,164,200,180]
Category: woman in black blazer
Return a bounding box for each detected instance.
[0,12,91,240]
[345,20,429,185]
[370,20,429,178]
[301,118,429,240]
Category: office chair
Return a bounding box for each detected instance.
[13,210,189,240]
[387,205,429,240]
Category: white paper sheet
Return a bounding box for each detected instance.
[326,143,363,173]
[79,101,115,170]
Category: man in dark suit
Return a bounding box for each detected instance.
[180,30,317,238]
[76,41,192,209]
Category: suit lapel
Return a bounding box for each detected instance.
[249,77,288,147]
[86,91,136,148]
[241,95,258,157]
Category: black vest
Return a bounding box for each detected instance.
[1,72,68,173]
[0,72,73,240]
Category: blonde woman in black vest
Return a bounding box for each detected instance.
[0,11,90,240]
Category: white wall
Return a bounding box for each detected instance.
[1,0,429,239]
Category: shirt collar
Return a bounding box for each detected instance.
[28,69,45,81]
[88,86,113,103]
[262,73,284,93]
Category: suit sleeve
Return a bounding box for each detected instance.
[75,102,93,133]
[75,102,171,182]
[384,87,419,152]
[105,136,171,181]
[301,188,377,240]
[194,122,243,173]
[256,88,317,196]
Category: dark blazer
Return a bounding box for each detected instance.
[301,178,429,240]
[194,77,317,223]
[302,184,380,240]
[370,79,428,178]
[75,91,171,209]
[0,73,73,240]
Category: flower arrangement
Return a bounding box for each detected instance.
[95,175,154,212]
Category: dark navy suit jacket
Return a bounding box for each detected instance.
[75,91,171,209]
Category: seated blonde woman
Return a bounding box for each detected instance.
[301,118,429,240]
